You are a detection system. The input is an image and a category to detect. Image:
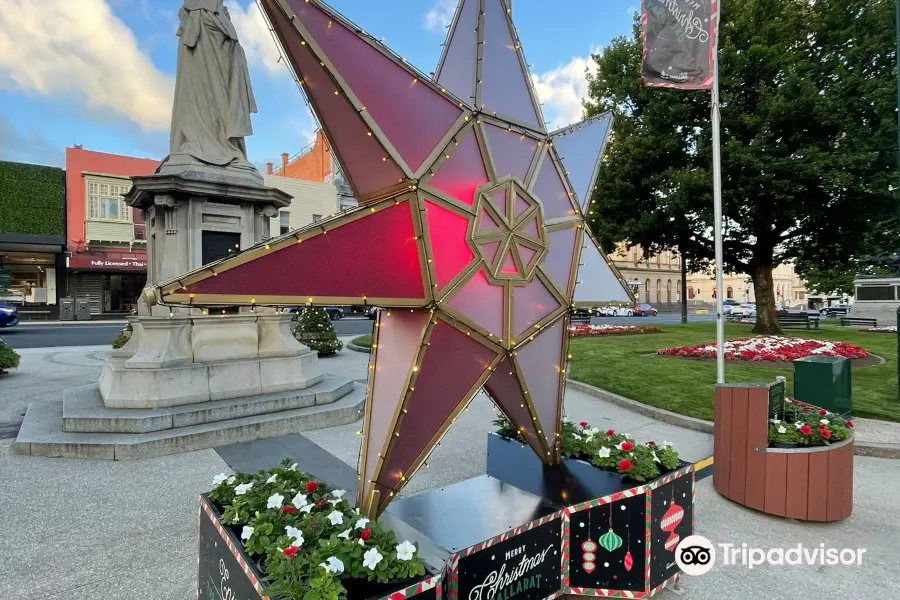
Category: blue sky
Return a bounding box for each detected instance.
[0,0,639,169]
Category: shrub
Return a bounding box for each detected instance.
[294,308,343,356]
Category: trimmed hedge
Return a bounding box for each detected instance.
[0,161,65,236]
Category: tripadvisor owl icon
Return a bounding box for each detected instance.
[675,535,716,576]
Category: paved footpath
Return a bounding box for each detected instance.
[0,342,898,599]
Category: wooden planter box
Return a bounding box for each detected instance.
[197,495,442,600]
[714,384,853,522]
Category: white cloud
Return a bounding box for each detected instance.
[531,49,600,130]
[227,1,287,76]
[424,0,456,34]
[0,0,173,132]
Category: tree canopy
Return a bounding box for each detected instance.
[584,0,898,332]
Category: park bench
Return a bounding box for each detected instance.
[840,317,877,328]
[777,312,819,331]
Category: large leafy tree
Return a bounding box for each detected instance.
[585,0,897,333]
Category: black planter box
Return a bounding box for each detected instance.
[197,495,442,600]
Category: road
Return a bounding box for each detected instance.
[1,317,377,349]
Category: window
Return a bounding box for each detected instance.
[645,279,651,303]
[279,211,291,235]
[855,285,896,301]
[656,279,661,303]
[85,176,132,223]
[666,280,672,303]
[312,214,323,222]
[688,286,695,299]
[726,286,734,299]
[676,280,682,299]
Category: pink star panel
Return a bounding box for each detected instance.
[152,0,634,518]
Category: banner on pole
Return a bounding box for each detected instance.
[641,0,718,90]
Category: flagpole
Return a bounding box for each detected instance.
[711,8,725,384]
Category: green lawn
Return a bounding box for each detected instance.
[352,334,372,348]
[568,322,899,422]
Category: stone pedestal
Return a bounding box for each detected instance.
[125,317,193,368]
[258,313,306,357]
[192,315,260,362]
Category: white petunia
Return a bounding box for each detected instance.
[590,427,600,436]
[227,476,236,485]
[794,422,803,429]
[770,418,781,424]
[597,447,611,458]
[213,473,229,486]
[266,474,278,484]
[234,482,254,496]
[292,492,308,509]
[285,526,304,546]
[267,493,285,509]
[328,498,343,507]
[573,433,582,440]
[299,504,314,514]
[359,538,366,546]
[289,463,299,471]
[327,511,344,526]
[337,528,352,540]
[396,541,416,561]
[320,556,345,574]
[241,526,255,541]
[331,489,346,499]
[777,425,787,434]
[652,452,660,463]
[820,419,830,425]
[363,547,384,570]
[355,517,370,530]
[662,440,673,448]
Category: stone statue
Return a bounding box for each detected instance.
[158,0,262,184]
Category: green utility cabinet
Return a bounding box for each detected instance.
[793,356,852,417]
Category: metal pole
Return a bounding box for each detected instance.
[711,24,725,384]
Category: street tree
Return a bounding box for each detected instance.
[584,0,897,333]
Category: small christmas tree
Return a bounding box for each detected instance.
[293,307,343,356]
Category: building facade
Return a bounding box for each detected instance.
[0,160,67,319]
[686,263,806,307]
[607,243,683,307]
[65,147,158,315]
[266,131,356,213]
[263,175,342,234]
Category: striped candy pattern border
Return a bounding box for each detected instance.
[199,496,270,600]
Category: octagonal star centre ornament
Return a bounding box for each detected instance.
[149,0,633,518]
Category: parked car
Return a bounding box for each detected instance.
[284,306,345,321]
[820,305,849,318]
[0,304,18,328]
[732,303,757,319]
[364,306,378,319]
[722,299,740,314]
[633,303,658,317]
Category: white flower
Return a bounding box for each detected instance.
[320,556,345,574]
[652,451,660,463]
[363,547,384,570]
[267,493,285,509]
[331,489,346,499]
[241,526,255,541]
[359,538,366,546]
[573,433,583,440]
[662,440,674,448]
[213,473,229,486]
[234,482,254,496]
[337,528,352,539]
[292,492,308,509]
[770,418,781,424]
[355,517,370,530]
[285,526,304,546]
[597,447,611,458]
[266,474,278,484]
[226,476,236,485]
[794,422,803,429]
[777,426,787,434]
[820,419,830,425]
[289,463,299,471]
[396,541,416,561]
[327,511,344,526]
[299,504,314,514]
[328,498,343,507]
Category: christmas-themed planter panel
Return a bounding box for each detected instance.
[450,513,564,600]
[647,469,694,590]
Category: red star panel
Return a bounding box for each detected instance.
[152,0,635,518]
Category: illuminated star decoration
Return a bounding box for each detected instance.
[151,0,632,518]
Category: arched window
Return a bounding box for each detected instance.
[667,280,672,303]
[676,280,682,299]
[656,279,662,303]
[726,286,734,299]
[645,279,651,303]
[688,286,695,299]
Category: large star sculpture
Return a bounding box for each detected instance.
[150,0,633,518]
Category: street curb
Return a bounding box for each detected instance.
[347,343,371,354]
[566,379,900,459]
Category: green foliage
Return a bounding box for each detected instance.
[294,308,343,356]
[585,0,897,333]
[493,415,681,482]
[208,459,426,600]
[350,335,372,349]
[769,399,853,446]
[111,322,133,349]
[0,161,64,236]
[0,338,20,370]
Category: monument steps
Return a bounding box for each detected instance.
[14,381,365,461]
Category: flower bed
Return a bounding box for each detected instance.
[657,335,869,362]
[768,399,853,447]
[494,416,681,482]
[866,325,897,333]
[569,324,661,337]
[206,460,427,600]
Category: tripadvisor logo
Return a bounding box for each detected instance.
[468,544,554,600]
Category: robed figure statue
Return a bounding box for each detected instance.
[159,0,261,183]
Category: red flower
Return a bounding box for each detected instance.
[647,441,656,447]
[799,425,812,436]
[281,506,296,514]
[818,409,828,417]
[620,441,634,452]
[846,420,854,429]
[305,481,319,494]
[802,407,811,414]
[282,546,299,559]
[605,429,615,437]
[360,528,372,541]
[618,459,633,472]
[579,421,589,428]
[821,429,831,439]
